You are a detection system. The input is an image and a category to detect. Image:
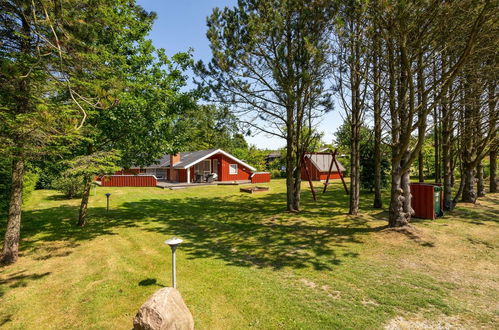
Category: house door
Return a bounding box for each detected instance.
[213,159,219,177]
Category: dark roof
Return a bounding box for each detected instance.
[142,148,256,171]
[170,149,219,169]
[265,151,281,158]
[143,149,217,169]
[306,153,346,172]
[144,154,171,169]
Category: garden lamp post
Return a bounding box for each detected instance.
[165,237,183,288]
[105,193,111,211]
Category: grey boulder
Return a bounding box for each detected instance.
[133,287,194,330]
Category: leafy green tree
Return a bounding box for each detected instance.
[0,158,39,216]
[232,146,268,171]
[178,105,249,153]
[0,0,193,262]
[334,122,389,191]
[196,0,336,212]
[359,141,389,192]
[67,152,121,226]
[72,40,194,226]
[0,0,107,264]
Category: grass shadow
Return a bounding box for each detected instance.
[138,278,163,287]
[2,183,387,271]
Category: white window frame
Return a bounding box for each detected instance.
[229,164,238,175]
[194,159,212,175]
[202,159,211,176]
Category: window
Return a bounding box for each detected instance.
[229,164,238,175]
[194,160,211,175]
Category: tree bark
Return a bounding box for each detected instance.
[1,158,25,265]
[1,9,30,265]
[442,128,454,210]
[490,148,497,193]
[441,55,454,210]
[476,162,485,197]
[348,19,361,216]
[373,58,382,208]
[434,107,441,183]
[388,165,410,227]
[418,151,424,182]
[461,164,477,203]
[349,130,360,215]
[349,110,360,214]
[285,129,297,212]
[77,175,92,226]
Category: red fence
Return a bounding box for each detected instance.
[100,175,157,187]
[251,172,271,184]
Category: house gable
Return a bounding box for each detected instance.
[175,149,256,171]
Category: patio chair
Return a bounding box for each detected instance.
[206,173,215,183]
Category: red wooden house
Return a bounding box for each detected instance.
[114,149,270,184]
[301,153,346,181]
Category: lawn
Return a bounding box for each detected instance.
[0,179,498,329]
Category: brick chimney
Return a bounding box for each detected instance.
[170,153,180,166]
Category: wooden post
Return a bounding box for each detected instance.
[303,155,317,201]
[323,149,337,193]
[333,154,349,195]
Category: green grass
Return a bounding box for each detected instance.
[1,179,498,329]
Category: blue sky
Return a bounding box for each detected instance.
[137,0,342,150]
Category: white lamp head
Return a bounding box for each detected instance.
[165,237,183,249]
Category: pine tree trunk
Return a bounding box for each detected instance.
[348,21,361,216]
[291,149,302,211]
[461,164,477,203]
[292,165,301,211]
[434,111,441,183]
[1,9,30,265]
[418,151,424,182]
[388,166,410,227]
[441,61,454,210]
[349,120,360,215]
[477,162,485,197]
[77,176,92,227]
[373,140,383,208]
[372,21,382,209]
[285,133,297,212]
[373,110,382,208]
[442,139,454,210]
[402,166,413,216]
[490,149,497,193]
[1,158,25,265]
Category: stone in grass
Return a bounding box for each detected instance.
[133,288,194,330]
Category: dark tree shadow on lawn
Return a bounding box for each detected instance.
[3,186,386,271]
[0,314,12,327]
[138,278,164,287]
[110,191,385,271]
[0,269,51,299]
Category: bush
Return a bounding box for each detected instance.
[269,168,285,179]
[23,170,39,202]
[337,157,350,177]
[52,175,84,198]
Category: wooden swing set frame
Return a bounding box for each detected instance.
[302,149,349,201]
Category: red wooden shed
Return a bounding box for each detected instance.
[300,153,346,181]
